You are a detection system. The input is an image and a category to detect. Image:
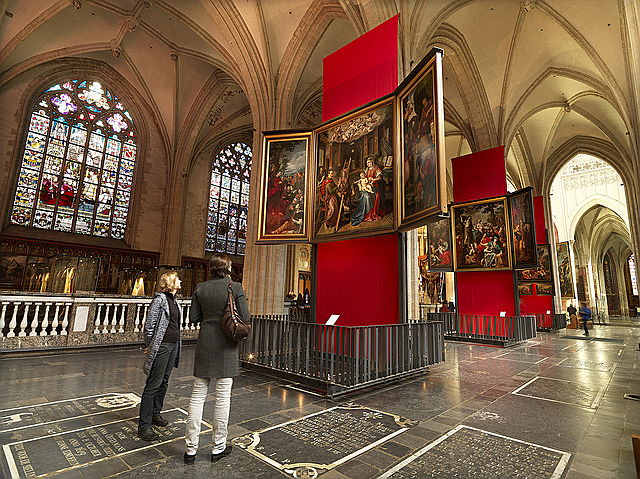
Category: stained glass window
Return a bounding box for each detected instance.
[10,80,137,240]
[629,254,638,296]
[205,142,252,255]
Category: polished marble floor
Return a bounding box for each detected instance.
[1,324,639,478]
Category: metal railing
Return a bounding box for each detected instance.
[239,315,444,397]
[426,312,536,346]
[532,313,567,331]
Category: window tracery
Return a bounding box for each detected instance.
[205,142,251,255]
[10,80,137,240]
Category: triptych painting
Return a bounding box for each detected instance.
[255,49,447,244]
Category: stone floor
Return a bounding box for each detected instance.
[1,324,639,478]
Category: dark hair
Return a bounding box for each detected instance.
[209,253,232,278]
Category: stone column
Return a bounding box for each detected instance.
[405,230,420,321]
[242,131,287,315]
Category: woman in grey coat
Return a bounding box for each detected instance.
[183,253,250,464]
[138,272,182,441]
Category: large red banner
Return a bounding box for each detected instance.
[316,16,400,326]
[452,146,516,316]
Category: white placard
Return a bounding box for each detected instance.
[499,311,506,317]
[73,305,90,332]
[325,314,340,325]
[546,310,551,314]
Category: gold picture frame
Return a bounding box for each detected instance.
[395,48,447,230]
[256,130,313,244]
[311,96,396,242]
[451,196,513,271]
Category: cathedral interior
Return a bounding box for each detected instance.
[1,1,640,478]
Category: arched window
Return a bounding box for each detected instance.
[205,142,251,255]
[10,80,137,240]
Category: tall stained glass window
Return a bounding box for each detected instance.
[205,142,251,255]
[10,80,137,239]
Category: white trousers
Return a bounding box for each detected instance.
[184,377,233,454]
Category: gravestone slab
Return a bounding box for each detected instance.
[512,377,605,409]
[232,404,417,477]
[2,408,204,478]
[558,358,615,372]
[0,393,140,433]
[378,425,571,479]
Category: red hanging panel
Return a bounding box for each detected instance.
[452,146,516,316]
[315,15,400,326]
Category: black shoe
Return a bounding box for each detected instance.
[211,445,232,462]
[137,428,159,441]
[184,452,196,465]
[152,414,169,427]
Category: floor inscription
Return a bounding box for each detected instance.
[378,425,571,479]
[233,404,416,477]
[2,408,202,478]
[0,393,140,433]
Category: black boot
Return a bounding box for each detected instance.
[211,445,232,462]
[152,414,169,427]
[184,452,196,465]
[137,428,159,441]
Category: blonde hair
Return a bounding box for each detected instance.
[158,272,180,292]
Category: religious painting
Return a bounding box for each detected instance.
[426,216,453,271]
[557,241,575,297]
[0,254,27,289]
[313,97,395,242]
[419,259,442,304]
[518,283,533,296]
[451,197,512,271]
[517,244,552,282]
[509,187,538,269]
[257,131,312,243]
[396,49,446,229]
[536,282,553,296]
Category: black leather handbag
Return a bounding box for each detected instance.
[221,280,251,341]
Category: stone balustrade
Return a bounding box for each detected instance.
[0,293,198,351]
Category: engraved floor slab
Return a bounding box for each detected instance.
[232,404,416,477]
[557,358,615,372]
[512,377,605,409]
[2,408,206,478]
[0,393,140,433]
[378,425,571,479]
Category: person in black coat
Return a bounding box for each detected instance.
[183,253,250,464]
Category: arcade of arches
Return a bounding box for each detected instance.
[1,2,640,478]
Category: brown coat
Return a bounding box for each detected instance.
[189,277,250,378]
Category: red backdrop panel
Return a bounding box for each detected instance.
[452,146,506,203]
[534,195,547,244]
[521,195,553,318]
[316,234,400,325]
[322,15,398,122]
[316,15,400,326]
[452,146,515,316]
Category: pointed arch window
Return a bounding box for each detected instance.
[629,254,638,296]
[10,80,137,239]
[205,142,251,255]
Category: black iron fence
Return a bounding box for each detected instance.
[533,313,567,331]
[239,315,445,397]
[426,312,536,347]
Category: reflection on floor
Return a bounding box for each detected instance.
[1,324,638,478]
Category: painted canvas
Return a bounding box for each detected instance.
[313,98,395,241]
[257,131,312,243]
[517,244,552,281]
[397,50,446,229]
[0,255,27,289]
[509,187,537,268]
[557,241,575,297]
[451,197,512,271]
[536,282,553,295]
[518,283,533,295]
[427,216,453,271]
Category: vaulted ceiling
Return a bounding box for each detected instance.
[1,0,639,196]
